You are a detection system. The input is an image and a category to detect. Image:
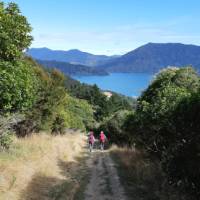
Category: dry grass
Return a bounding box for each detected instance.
[110,146,164,200]
[0,132,87,200]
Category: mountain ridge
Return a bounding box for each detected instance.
[28,43,200,74]
[99,43,200,73]
[36,59,109,76]
[27,48,117,67]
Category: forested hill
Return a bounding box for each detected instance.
[28,43,200,74]
[26,48,116,66]
[99,43,200,73]
[0,1,133,140]
[36,59,109,76]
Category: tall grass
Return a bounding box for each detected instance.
[111,148,164,200]
[0,132,86,200]
[110,147,176,200]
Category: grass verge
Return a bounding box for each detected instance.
[110,147,164,200]
[0,132,88,200]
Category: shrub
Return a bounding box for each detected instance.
[131,67,199,154]
[99,110,133,145]
[124,66,200,199]
[162,92,200,199]
[0,130,13,150]
[51,94,94,134]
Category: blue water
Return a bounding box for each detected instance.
[73,73,154,97]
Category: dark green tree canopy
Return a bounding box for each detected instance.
[0,2,32,61]
[0,60,39,113]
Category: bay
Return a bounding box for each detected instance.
[73,73,154,97]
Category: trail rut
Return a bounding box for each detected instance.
[84,151,127,200]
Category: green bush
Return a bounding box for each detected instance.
[99,110,133,145]
[0,130,13,150]
[162,92,200,199]
[0,61,39,113]
[131,67,199,154]
[124,66,200,199]
[51,94,94,134]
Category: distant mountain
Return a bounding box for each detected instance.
[99,43,200,73]
[27,48,116,66]
[37,60,108,76]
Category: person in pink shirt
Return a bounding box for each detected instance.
[88,131,95,152]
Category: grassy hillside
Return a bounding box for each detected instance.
[0,132,87,200]
[1,2,200,200]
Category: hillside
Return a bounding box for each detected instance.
[0,132,87,199]
[1,2,200,200]
[27,48,116,66]
[99,43,200,73]
[37,59,109,76]
[28,43,200,74]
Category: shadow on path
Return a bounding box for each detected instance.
[19,151,89,200]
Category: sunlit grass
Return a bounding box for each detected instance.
[110,146,164,200]
[0,132,86,200]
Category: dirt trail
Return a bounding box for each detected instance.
[84,151,127,200]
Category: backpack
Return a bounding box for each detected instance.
[89,134,94,143]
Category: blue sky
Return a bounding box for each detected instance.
[3,0,200,55]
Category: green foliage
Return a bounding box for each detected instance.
[11,60,94,135]
[66,80,135,121]
[0,130,13,150]
[107,93,134,113]
[123,66,200,199]
[71,84,109,121]
[52,94,94,134]
[99,110,133,145]
[0,2,32,61]
[23,68,67,133]
[64,95,94,129]
[162,92,200,198]
[0,114,17,150]
[0,2,95,140]
[0,60,39,113]
[133,67,198,153]
[1,2,200,199]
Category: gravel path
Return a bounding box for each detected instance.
[84,151,127,200]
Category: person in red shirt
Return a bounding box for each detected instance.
[99,131,106,151]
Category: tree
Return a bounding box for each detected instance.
[0,61,38,113]
[0,2,32,61]
[162,92,200,199]
[124,66,200,199]
[99,110,133,145]
[133,67,199,154]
